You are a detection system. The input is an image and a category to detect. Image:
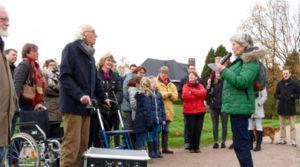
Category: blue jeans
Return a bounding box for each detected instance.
[231,115,253,167]
[148,124,161,143]
[135,133,147,149]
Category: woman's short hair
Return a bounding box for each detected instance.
[43,59,56,68]
[22,43,38,58]
[97,53,114,69]
[230,33,253,49]
[159,66,169,74]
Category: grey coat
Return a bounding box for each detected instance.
[13,60,34,106]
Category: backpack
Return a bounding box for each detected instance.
[253,61,268,91]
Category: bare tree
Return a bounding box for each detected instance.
[239,0,300,66]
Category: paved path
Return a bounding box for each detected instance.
[150,125,300,167]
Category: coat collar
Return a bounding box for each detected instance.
[75,40,95,59]
[240,46,267,63]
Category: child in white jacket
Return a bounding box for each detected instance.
[248,88,268,151]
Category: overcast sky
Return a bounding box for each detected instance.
[1,0,298,72]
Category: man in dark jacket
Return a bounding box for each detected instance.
[275,69,300,147]
[59,25,110,167]
[4,48,17,76]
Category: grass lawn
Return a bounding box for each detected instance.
[168,104,300,148]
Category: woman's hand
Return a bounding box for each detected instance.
[34,103,44,111]
[215,63,226,73]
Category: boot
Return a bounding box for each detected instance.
[249,130,255,150]
[162,131,173,154]
[148,142,156,158]
[253,131,262,151]
[153,141,162,158]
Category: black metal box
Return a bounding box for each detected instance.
[81,148,150,167]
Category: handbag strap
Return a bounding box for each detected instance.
[25,69,34,85]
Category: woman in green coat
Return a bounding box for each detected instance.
[215,33,266,167]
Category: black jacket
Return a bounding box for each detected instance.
[14,60,34,106]
[275,78,300,116]
[97,69,123,114]
[134,92,153,133]
[208,81,223,110]
[59,40,106,116]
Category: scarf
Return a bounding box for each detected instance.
[103,69,111,81]
[26,57,47,105]
[160,76,170,86]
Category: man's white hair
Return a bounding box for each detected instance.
[0,4,6,12]
[74,24,93,40]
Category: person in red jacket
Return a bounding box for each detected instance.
[182,71,207,153]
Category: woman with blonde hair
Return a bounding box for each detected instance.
[89,53,123,147]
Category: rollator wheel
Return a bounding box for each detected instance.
[4,132,41,167]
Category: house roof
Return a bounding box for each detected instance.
[141,58,188,81]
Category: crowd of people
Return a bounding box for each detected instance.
[0,4,299,167]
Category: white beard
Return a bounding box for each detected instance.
[0,28,8,37]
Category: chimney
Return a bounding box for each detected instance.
[188,58,195,66]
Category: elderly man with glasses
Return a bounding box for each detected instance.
[59,25,110,167]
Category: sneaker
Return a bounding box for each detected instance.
[291,144,297,147]
[228,143,234,149]
[213,142,219,149]
[184,143,190,150]
[221,142,226,148]
[276,141,287,145]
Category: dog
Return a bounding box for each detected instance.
[253,127,280,144]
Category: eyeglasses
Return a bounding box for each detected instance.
[0,17,9,22]
[85,30,96,34]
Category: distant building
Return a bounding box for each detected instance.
[141,58,188,85]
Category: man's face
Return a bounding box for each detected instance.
[282,70,291,80]
[130,66,137,72]
[5,50,17,64]
[83,26,97,46]
[0,9,9,37]
[188,65,195,73]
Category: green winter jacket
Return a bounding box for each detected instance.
[221,47,266,115]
